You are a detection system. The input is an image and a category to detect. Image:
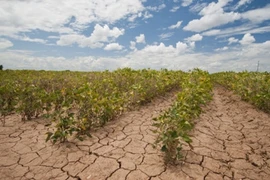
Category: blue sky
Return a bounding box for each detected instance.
[0,0,270,72]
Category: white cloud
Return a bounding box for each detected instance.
[128,12,143,22]
[215,46,229,51]
[202,29,221,36]
[104,43,123,51]
[130,41,137,51]
[176,42,189,53]
[184,34,203,49]
[147,4,166,12]
[234,0,252,10]
[196,5,270,35]
[17,36,47,44]
[184,0,241,32]
[185,34,203,42]
[135,34,146,44]
[57,24,124,48]
[0,39,13,49]
[48,36,59,39]
[137,41,189,55]
[184,13,240,32]
[143,12,153,19]
[0,0,144,37]
[159,32,174,40]
[242,5,270,23]
[202,24,270,38]
[228,37,239,44]
[2,40,270,72]
[182,0,193,7]
[90,24,124,42]
[168,21,182,30]
[189,2,207,13]
[202,24,255,37]
[199,0,232,16]
[240,33,255,45]
[170,6,180,12]
[141,43,175,54]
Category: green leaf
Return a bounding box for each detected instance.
[45,132,53,142]
[161,145,167,152]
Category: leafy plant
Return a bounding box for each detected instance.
[153,69,213,164]
[212,71,270,113]
[46,110,77,143]
[0,69,186,143]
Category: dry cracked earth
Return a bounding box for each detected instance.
[0,87,270,180]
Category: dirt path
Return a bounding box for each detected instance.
[0,87,270,180]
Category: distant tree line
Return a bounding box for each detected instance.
[0,65,3,70]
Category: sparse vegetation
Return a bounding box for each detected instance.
[153,69,213,163]
[0,68,185,143]
[1,68,269,166]
[212,71,270,113]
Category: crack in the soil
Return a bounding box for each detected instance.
[1,87,270,180]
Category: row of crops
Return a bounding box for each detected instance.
[212,71,270,113]
[153,69,213,163]
[0,68,185,143]
[1,68,269,163]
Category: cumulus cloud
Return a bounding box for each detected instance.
[176,42,189,53]
[0,0,144,36]
[184,13,240,32]
[168,21,182,29]
[240,33,255,45]
[57,24,124,48]
[2,40,270,72]
[184,0,241,32]
[90,24,124,42]
[0,39,13,49]
[141,43,175,54]
[228,37,239,44]
[185,34,203,42]
[185,2,270,33]
[199,0,232,16]
[242,5,270,23]
[135,34,146,44]
[130,41,137,51]
[104,43,123,51]
[215,46,229,51]
[138,41,191,55]
[183,34,203,49]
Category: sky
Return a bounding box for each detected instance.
[0,0,270,72]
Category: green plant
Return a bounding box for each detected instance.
[153,69,213,164]
[0,69,186,143]
[0,82,17,126]
[46,109,77,143]
[212,71,270,113]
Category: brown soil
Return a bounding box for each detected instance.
[0,87,270,180]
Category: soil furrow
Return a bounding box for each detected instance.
[0,87,270,180]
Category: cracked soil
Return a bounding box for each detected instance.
[0,86,270,180]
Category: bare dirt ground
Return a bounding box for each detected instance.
[0,87,270,180]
